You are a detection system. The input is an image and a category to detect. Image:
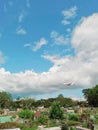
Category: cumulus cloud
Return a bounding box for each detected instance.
[71,13,98,86]
[50,31,70,45]
[33,38,48,51]
[62,6,77,25]
[0,13,98,98]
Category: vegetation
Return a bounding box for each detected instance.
[38,115,48,125]
[0,85,98,129]
[68,114,79,121]
[61,124,69,130]
[49,101,64,119]
[0,91,12,108]
[83,85,98,107]
[18,109,34,120]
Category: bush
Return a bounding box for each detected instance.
[68,114,79,121]
[67,120,79,126]
[18,109,34,120]
[70,127,76,130]
[49,101,64,119]
[61,124,68,130]
[38,115,48,125]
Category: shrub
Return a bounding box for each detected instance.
[61,124,69,130]
[68,114,78,121]
[70,127,76,130]
[38,115,47,125]
[49,101,64,119]
[18,109,34,120]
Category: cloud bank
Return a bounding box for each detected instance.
[0,13,98,98]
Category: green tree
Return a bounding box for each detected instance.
[49,101,64,119]
[18,109,34,120]
[0,91,12,108]
[20,98,35,109]
[56,94,65,106]
[82,85,98,107]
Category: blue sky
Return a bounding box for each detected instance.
[0,0,98,100]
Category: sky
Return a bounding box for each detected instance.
[0,0,98,100]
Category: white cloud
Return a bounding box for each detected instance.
[33,38,48,51]
[0,51,5,64]
[16,27,27,35]
[72,14,98,54]
[51,31,70,45]
[24,43,31,47]
[62,6,77,25]
[0,13,98,98]
[18,11,26,23]
[62,20,70,25]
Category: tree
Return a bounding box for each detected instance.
[56,94,76,107]
[56,94,65,106]
[82,85,98,107]
[49,101,64,119]
[20,98,35,109]
[0,92,12,108]
[18,109,34,120]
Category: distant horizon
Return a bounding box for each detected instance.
[0,0,98,100]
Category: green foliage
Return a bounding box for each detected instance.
[95,113,98,120]
[82,121,89,128]
[18,109,34,120]
[83,85,98,107]
[67,120,79,126]
[38,115,47,125]
[20,124,37,130]
[20,98,35,109]
[61,124,69,130]
[0,91,12,108]
[49,101,64,119]
[68,114,79,121]
[56,94,76,107]
[56,94,65,106]
[70,127,76,130]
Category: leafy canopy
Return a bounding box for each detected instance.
[82,85,98,107]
